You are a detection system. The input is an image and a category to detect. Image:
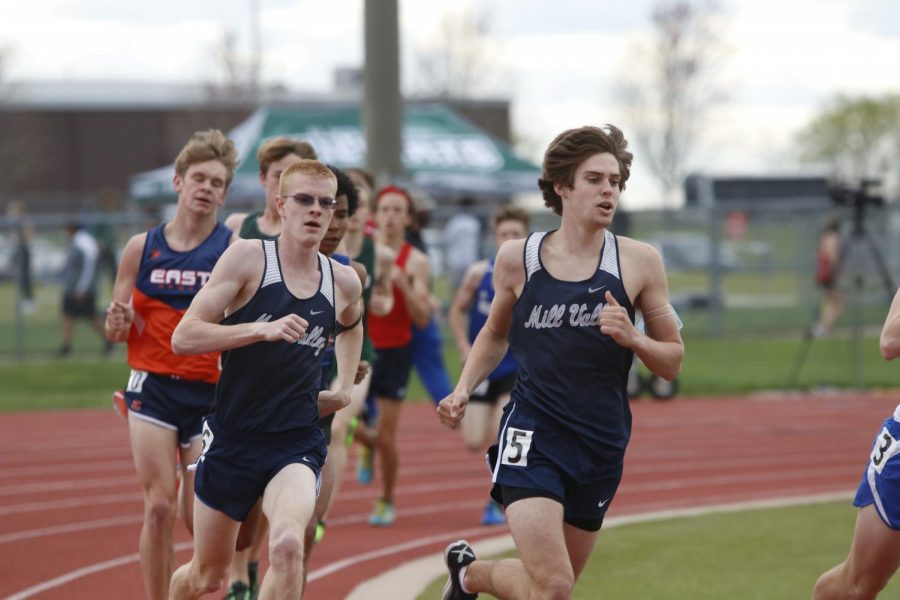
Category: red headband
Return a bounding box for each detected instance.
[374,185,414,211]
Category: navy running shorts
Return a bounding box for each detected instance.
[194,416,327,522]
[123,369,215,447]
[487,400,624,532]
[854,405,900,530]
[371,345,413,401]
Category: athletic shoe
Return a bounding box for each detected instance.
[356,445,374,485]
[368,499,395,526]
[344,416,359,448]
[314,519,326,544]
[480,499,505,526]
[223,580,250,600]
[442,539,478,600]
[111,389,128,422]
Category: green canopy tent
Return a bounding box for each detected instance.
[129,103,540,205]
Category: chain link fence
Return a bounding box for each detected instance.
[2,200,898,360]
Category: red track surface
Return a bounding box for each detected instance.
[1,391,896,599]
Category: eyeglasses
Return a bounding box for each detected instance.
[280,193,337,210]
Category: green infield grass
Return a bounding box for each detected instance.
[417,500,900,599]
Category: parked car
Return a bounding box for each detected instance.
[648,233,737,271]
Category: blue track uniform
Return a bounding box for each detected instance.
[489,230,635,530]
[854,404,900,530]
[469,258,518,402]
[194,239,336,521]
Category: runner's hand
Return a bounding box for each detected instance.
[318,389,351,416]
[437,390,470,430]
[259,314,307,343]
[599,291,637,349]
[355,360,370,384]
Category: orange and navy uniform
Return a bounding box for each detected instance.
[128,223,231,383]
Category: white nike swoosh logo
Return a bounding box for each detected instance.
[310,310,324,315]
[598,498,609,507]
[302,456,312,463]
[588,286,607,294]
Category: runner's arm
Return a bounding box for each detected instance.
[319,263,364,416]
[104,232,145,342]
[448,261,486,362]
[172,240,307,355]
[880,288,900,360]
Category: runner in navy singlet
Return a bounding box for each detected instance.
[814,288,900,599]
[437,125,684,600]
[221,136,317,599]
[168,160,363,600]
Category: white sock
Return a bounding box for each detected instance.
[459,565,473,594]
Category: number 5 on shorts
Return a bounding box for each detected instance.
[501,427,533,467]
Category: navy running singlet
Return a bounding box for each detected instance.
[508,230,635,461]
[214,239,337,435]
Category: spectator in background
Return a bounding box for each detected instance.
[7,200,35,314]
[92,189,121,291]
[442,196,482,290]
[58,222,108,356]
[814,216,844,337]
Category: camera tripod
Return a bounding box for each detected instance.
[788,201,895,387]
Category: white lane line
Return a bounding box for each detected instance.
[0,460,134,479]
[0,514,143,545]
[308,526,494,583]
[0,475,137,496]
[347,491,856,600]
[4,541,193,600]
[0,492,142,516]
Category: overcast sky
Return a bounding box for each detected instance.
[1,0,899,207]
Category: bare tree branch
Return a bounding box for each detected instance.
[411,6,505,99]
[205,29,261,106]
[615,1,729,205]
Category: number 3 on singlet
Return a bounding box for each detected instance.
[501,427,533,467]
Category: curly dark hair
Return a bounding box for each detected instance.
[327,164,360,217]
[537,125,633,216]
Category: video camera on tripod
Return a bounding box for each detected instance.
[788,177,894,387]
[828,179,885,222]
